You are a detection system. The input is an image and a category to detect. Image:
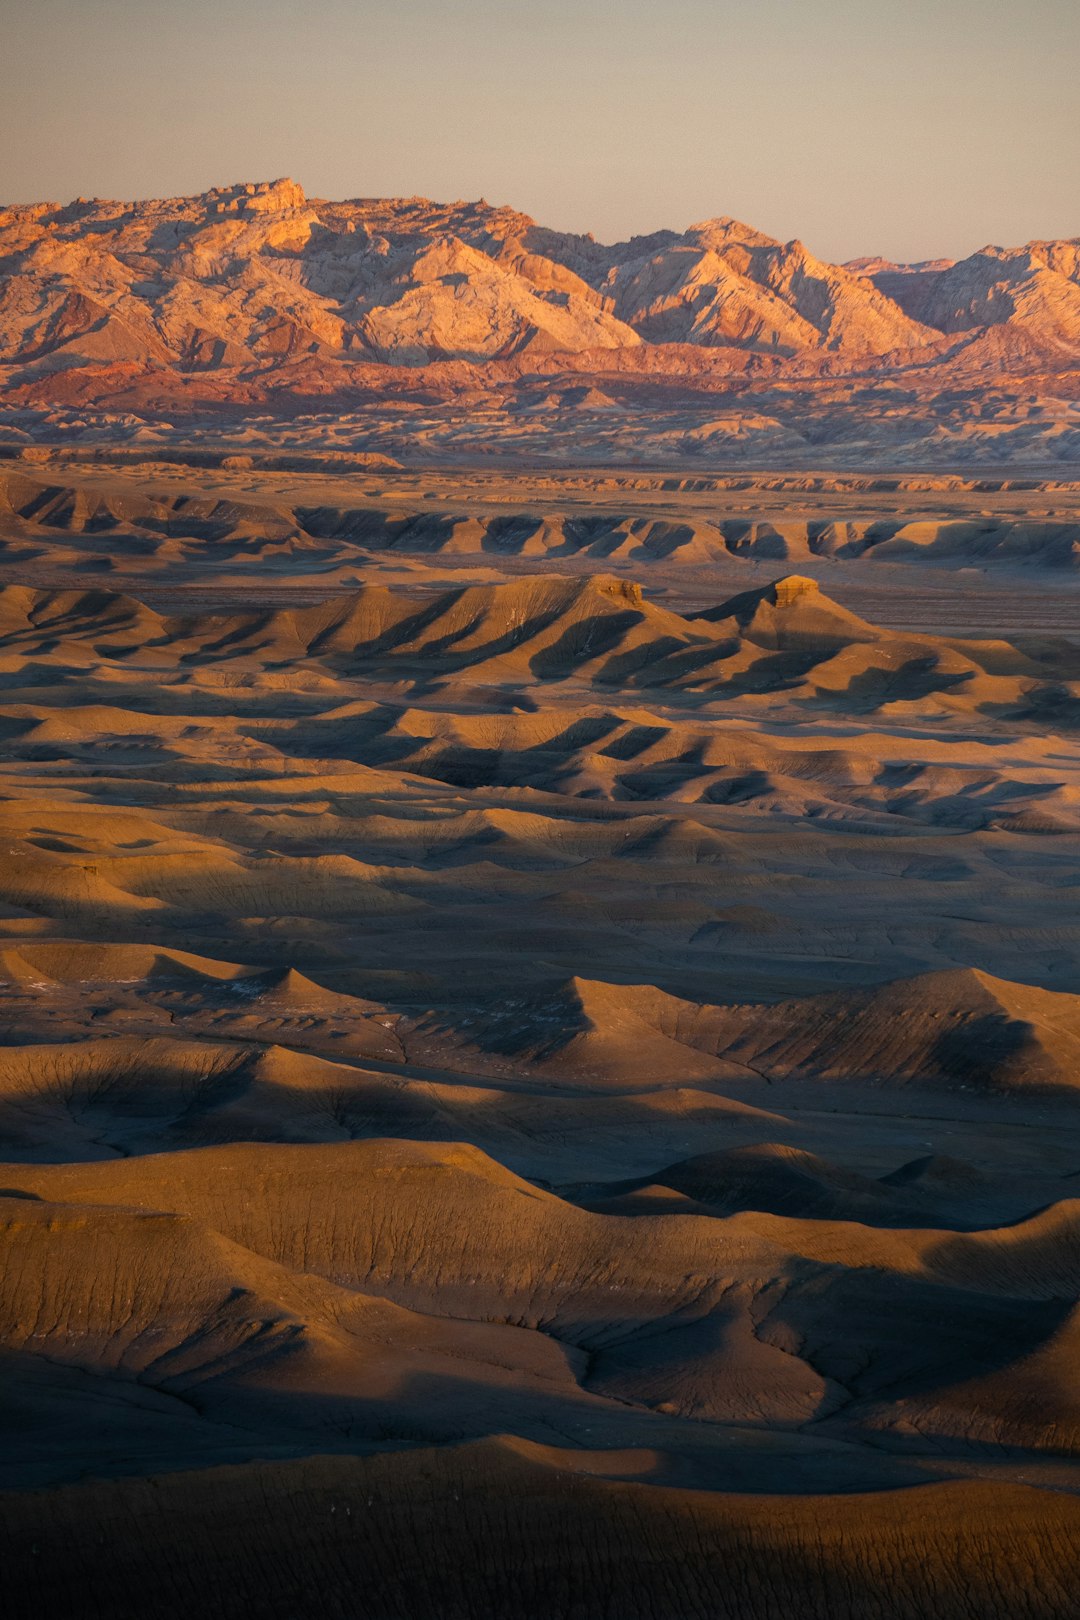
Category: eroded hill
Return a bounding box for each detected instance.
[3,553,1080,1617]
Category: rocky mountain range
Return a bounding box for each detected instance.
[1,178,1079,464]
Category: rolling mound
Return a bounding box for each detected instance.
[7,468,1080,574]
[585,1142,954,1224]
[579,1143,1069,1232]
[2,424,1080,1618]
[5,1138,1080,1466]
[404,975,746,1084]
[0,574,1072,727]
[7,462,1080,579]
[401,966,1080,1095]
[5,1446,1080,1620]
[700,968,1080,1094]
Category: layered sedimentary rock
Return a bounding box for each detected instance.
[2,181,1079,465]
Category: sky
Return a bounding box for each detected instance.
[2,0,1077,262]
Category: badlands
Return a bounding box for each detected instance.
[3,183,1080,1618]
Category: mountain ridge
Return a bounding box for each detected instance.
[3,178,1080,465]
[2,178,1078,376]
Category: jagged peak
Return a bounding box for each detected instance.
[7,181,1077,380]
[685,216,779,250]
[207,178,307,216]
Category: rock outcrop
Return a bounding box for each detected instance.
[1,181,1077,378]
[1,183,1078,464]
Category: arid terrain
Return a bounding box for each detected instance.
[3,182,1080,1618]
[1,455,1079,1616]
[2,179,1080,468]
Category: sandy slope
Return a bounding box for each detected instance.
[6,1445,1080,1620]
[2,488,1080,1616]
[4,461,1080,586]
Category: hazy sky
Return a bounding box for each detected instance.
[2,0,1077,261]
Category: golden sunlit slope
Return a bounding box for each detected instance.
[5,1138,1080,1463]
[3,182,1076,381]
[402,965,1080,1092]
[0,573,1074,719]
[0,442,1079,1620]
[0,182,934,376]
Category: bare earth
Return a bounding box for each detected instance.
[3,454,1080,1617]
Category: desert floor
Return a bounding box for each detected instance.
[3,452,1080,1617]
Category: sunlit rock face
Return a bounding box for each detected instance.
[1,182,1079,469]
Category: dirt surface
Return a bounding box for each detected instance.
[3,455,1080,1616]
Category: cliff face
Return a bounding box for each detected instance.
[1,180,1078,465]
[866,242,1080,347]
[3,177,1078,372]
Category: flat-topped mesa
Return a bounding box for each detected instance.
[591,574,644,607]
[208,178,307,217]
[770,575,819,607]
[696,574,878,649]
